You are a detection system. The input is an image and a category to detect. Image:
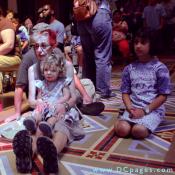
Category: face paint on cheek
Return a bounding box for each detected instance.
[34,35,51,60]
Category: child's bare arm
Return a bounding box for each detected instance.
[57,86,71,104]
[28,66,38,108]
[122,93,133,113]
[146,94,167,113]
[130,95,167,119]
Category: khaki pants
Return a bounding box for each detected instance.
[0,55,21,71]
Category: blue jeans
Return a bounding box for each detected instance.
[77,8,112,96]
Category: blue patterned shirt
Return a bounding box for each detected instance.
[121,58,171,109]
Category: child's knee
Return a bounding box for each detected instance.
[131,124,149,139]
[114,120,131,138]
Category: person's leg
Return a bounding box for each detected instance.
[79,78,95,102]
[74,74,93,104]
[36,119,69,174]
[13,128,42,173]
[114,120,132,138]
[37,136,59,174]
[23,113,39,134]
[131,124,149,139]
[53,131,68,153]
[38,117,57,138]
[5,87,24,122]
[36,131,68,174]
[75,45,83,78]
[75,78,105,115]
[91,9,112,96]
[13,130,33,173]
[77,21,96,86]
[46,116,57,127]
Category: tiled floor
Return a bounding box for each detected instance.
[0,56,175,174]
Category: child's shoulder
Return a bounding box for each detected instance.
[123,58,168,72]
[124,60,139,68]
[151,57,168,70]
[122,62,137,74]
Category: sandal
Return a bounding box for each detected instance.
[37,136,59,174]
[12,130,33,173]
[38,121,53,138]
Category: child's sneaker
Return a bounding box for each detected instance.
[38,121,53,138]
[23,117,37,134]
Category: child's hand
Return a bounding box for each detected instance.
[55,104,66,119]
[130,108,145,119]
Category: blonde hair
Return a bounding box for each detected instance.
[40,51,66,78]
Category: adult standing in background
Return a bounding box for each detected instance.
[77,0,114,99]
[161,0,175,52]
[143,0,166,54]
[42,3,65,52]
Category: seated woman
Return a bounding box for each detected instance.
[12,25,84,174]
[5,23,104,123]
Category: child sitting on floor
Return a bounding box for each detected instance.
[114,29,171,139]
[23,52,80,137]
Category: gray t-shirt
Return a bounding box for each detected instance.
[142,4,166,30]
[16,48,37,88]
[49,19,65,44]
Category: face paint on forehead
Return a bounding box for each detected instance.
[34,33,50,45]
